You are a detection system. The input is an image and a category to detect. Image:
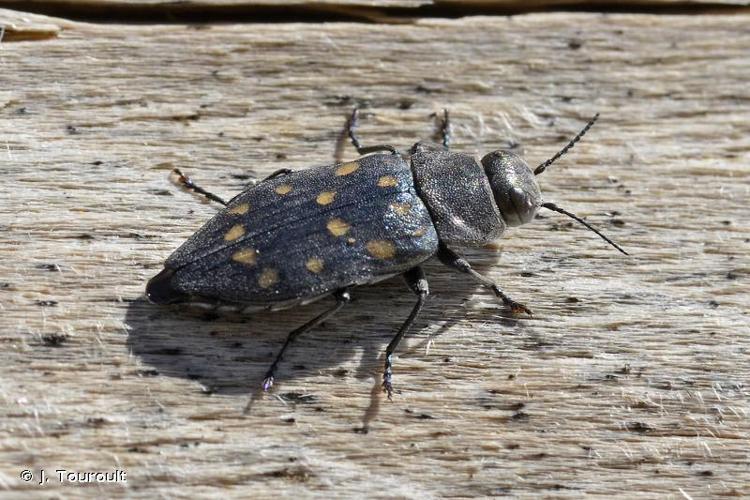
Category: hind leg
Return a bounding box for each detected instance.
[262,288,352,392]
[170,167,294,207]
[170,168,228,206]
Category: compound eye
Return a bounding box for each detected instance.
[508,186,538,226]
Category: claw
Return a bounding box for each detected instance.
[507,300,533,316]
[382,376,394,401]
[491,285,533,317]
[262,375,274,392]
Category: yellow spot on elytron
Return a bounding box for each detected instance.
[275,184,293,195]
[258,268,279,289]
[335,161,360,176]
[366,240,396,259]
[224,224,245,241]
[389,202,411,215]
[377,175,398,188]
[232,248,257,265]
[316,191,336,205]
[228,203,250,215]
[412,227,427,237]
[346,237,356,245]
[327,217,351,237]
[306,257,324,274]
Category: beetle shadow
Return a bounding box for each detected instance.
[354,257,530,375]
[125,258,530,424]
[124,294,383,398]
[124,276,446,398]
[353,259,531,431]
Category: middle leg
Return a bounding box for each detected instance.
[383,266,430,400]
[335,108,398,163]
[431,108,452,149]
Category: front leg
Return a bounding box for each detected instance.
[437,244,532,316]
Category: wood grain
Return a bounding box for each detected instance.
[4,0,750,28]
[1,9,749,498]
[5,0,750,6]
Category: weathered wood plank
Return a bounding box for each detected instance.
[4,0,750,6]
[1,10,749,498]
[0,9,68,40]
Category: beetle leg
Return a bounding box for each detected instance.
[431,108,451,149]
[437,244,533,316]
[346,107,367,152]
[170,168,292,208]
[357,144,398,155]
[335,108,399,162]
[383,266,430,400]
[262,168,293,181]
[228,169,295,202]
[262,288,352,392]
[170,168,228,206]
[440,109,452,149]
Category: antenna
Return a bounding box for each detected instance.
[534,114,599,176]
[541,202,629,255]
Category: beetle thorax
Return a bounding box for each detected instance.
[410,144,506,247]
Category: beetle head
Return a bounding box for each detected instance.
[481,150,541,227]
[483,114,629,255]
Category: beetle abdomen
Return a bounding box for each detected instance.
[156,154,439,305]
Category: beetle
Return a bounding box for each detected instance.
[146,109,628,399]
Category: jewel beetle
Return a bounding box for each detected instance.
[146,109,628,399]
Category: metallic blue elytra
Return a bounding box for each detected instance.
[146,110,627,398]
[152,153,439,307]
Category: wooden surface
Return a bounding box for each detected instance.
[5,0,750,6]
[4,0,750,28]
[2,7,749,498]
